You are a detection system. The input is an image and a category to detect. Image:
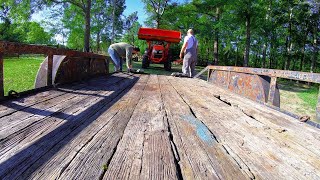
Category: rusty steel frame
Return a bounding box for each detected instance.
[207,65,320,83]
[0,41,108,98]
[0,41,106,59]
[207,65,320,121]
[0,52,3,97]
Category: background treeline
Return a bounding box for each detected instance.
[0,0,319,72]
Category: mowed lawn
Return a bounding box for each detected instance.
[4,56,44,95]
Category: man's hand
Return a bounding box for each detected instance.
[179,52,183,59]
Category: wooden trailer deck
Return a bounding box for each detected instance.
[0,73,320,180]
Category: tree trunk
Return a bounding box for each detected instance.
[213,31,218,65]
[300,22,308,71]
[262,43,267,68]
[235,46,238,66]
[243,14,251,67]
[292,56,296,71]
[285,42,292,70]
[270,32,277,69]
[299,42,306,71]
[207,47,210,62]
[96,31,101,52]
[311,26,318,73]
[84,0,91,52]
[156,12,160,28]
[268,0,273,69]
[285,7,293,70]
[213,7,220,65]
[111,0,116,44]
[254,51,258,67]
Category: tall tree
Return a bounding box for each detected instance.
[0,0,32,41]
[91,0,112,51]
[309,0,319,73]
[43,0,92,52]
[142,0,171,28]
[192,0,226,65]
[109,0,125,43]
[123,12,138,44]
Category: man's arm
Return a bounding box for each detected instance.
[180,41,188,59]
[126,47,133,69]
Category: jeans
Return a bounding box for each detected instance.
[108,47,122,71]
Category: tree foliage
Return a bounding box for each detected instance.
[142,0,172,28]
[156,0,320,72]
[1,0,319,73]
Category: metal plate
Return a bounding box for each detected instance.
[209,70,280,107]
[35,56,110,88]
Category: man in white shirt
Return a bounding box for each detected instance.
[179,29,198,77]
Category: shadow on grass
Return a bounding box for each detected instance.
[277,79,318,93]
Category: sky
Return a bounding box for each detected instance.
[32,0,189,25]
[31,0,189,43]
[124,0,147,25]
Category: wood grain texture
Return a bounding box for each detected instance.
[0,73,132,158]
[23,75,148,180]
[0,73,140,179]
[168,76,320,179]
[0,73,130,138]
[103,75,178,180]
[158,75,249,180]
[0,73,319,180]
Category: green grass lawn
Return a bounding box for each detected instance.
[297,85,318,109]
[278,79,319,122]
[4,56,44,96]
[278,80,319,110]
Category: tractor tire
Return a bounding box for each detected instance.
[164,51,172,71]
[132,56,138,62]
[164,60,171,71]
[142,55,150,69]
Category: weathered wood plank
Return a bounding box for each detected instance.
[20,75,149,179]
[158,75,249,179]
[0,73,129,118]
[0,73,130,134]
[103,75,179,180]
[0,74,140,179]
[168,76,320,179]
[166,76,281,179]
[177,77,320,156]
[0,73,319,180]
[0,73,133,156]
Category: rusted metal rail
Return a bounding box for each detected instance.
[0,41,109,97]
[207,66,320,83]
[206,65,320,121]
[0,41,106,58]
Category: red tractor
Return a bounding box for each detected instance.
[137,27,181,71]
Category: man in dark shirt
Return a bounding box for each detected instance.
[108,42,140,72]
